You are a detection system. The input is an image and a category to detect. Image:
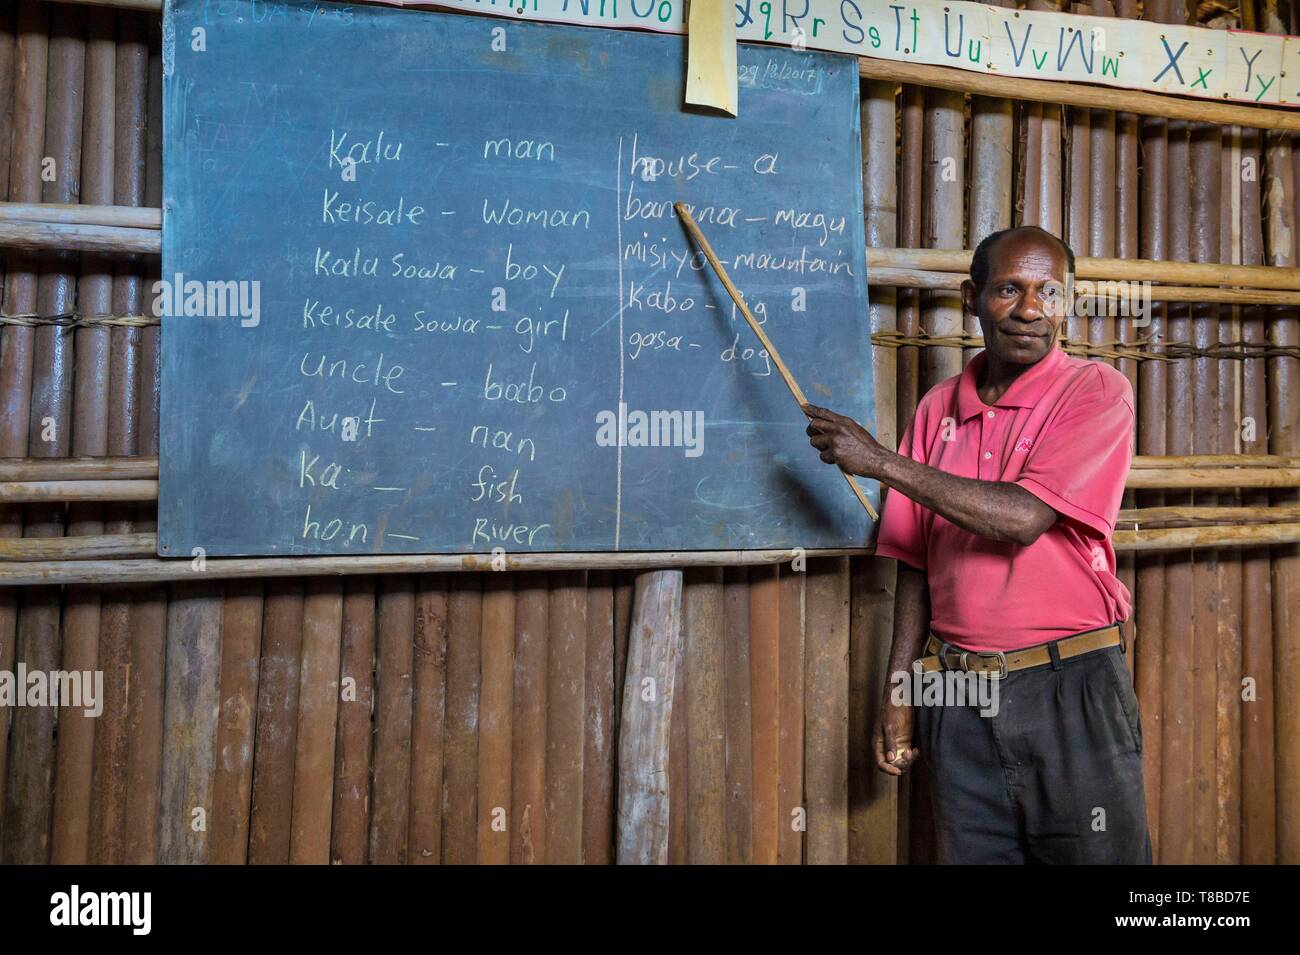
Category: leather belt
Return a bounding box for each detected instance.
[915,625,1123,680]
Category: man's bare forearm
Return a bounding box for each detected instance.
[887,563,930,686]
[872,451,1055,546]
[801,401,1057,545]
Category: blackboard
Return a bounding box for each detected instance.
[158,0,877,556]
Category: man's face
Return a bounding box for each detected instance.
[961,233,1070,367]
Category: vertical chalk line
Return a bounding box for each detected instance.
[615,134,625,549]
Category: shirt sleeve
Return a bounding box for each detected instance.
[872,419,929,571]
[1013,371,1135,540]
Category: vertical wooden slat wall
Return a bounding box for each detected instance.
[1264,0,1300,866]
[1112,1,1140,684]
[1133,0,1169,862]
[0,0,1297,865]
[1238,108,1278,866]
[0,0,29,867]
[125,14,164,864]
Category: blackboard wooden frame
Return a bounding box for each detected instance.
[0,548,874,585]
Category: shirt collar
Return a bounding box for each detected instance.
[955,344,1066,421]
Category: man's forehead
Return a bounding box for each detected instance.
[984,232,1069,280]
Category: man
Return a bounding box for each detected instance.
[803,225,1150,864]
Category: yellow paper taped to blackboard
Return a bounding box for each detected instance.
[685,0,737,116]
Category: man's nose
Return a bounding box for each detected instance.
[1011,295,1042,322]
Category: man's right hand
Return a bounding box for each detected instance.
[874,697,921,776]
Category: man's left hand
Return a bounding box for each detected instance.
[802,403,885,477]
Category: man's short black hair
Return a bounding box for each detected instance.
[970,225,1075,288]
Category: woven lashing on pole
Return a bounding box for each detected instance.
[0,311,156,328]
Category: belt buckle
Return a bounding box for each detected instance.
[986,651,1008,680]
[935,641,1003,680]
[938,643,1007,680]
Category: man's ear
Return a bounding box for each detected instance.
[960,278,978,316]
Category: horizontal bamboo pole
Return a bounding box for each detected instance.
[0,456,159,481]
[0,480,158,503]
[1119,505,1300,523]
[3,454,1291,478]
[5,520,1297,580]
[0,548,868,585]
[858,58,1300,133]
[0,220,158,255]
[1113,523,1300,551]
[868,267,1300,306]
[1130,454,1299,468]
[1,456,1294,501]
[3,469,1292,502]
[53,0,162,9]
[0,533,156,561]
[868,247,1300,292]
[1125,468,1300,489]
[0,201,159,229]
[1117,505,1300,526]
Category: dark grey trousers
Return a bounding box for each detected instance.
[916,640,1152,865]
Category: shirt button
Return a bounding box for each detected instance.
[987,410,996,418]
[983,451,992,460]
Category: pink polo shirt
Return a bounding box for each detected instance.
[874,345,1134,653]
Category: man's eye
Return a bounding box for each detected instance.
[999,286,1017,297]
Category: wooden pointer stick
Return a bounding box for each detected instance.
[674,202,879,521]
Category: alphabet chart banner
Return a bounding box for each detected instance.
[365,0,1300,106]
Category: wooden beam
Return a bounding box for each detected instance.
[289,579,344,863]
[0,200,159,228]
[868,267,1300,305]
[682,567,726,863]
[1131,454,1299,467]
[858,58,1300,133]
[330,580,377,863]
[1126,467,1300,488]
[6,464,1294,507]
[0,548,866,583]
[1113,522,1300,550]
[0,455,157,481]
[247,581,304,863]
[157,582,223,863]
[0,453,1291,486]
[615,569,683,864]
[0,219,158,254]
[54,0,162,9]
[409,577,449,863]
[0,531,153,560]
[0,479,156,502]
[804,558,850,864]
[547,570,588,863]
[1118,505,1300,525]
[209,581,263,864]
[868,247,1300,292]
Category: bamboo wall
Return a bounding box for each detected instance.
[0,0,1296,864]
